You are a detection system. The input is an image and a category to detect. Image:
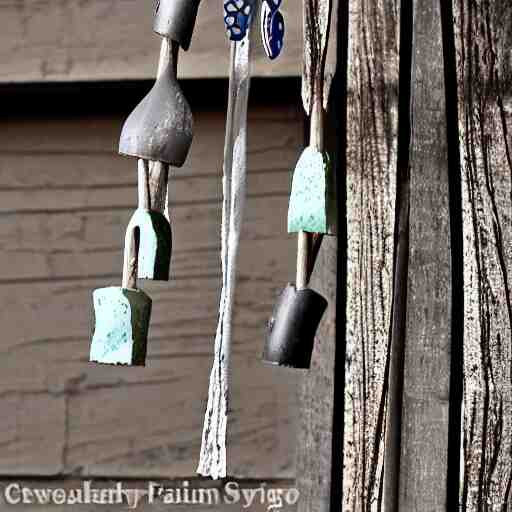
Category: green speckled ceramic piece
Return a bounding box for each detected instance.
[126,208,172,281]
[90,287,152,366]
[288,146,332,234]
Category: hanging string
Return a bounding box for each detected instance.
[197,9,256,479]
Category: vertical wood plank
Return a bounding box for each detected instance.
[453,1,512,509]
[297,238,338,512]
[399,0,453,509]
[343,0,400,508]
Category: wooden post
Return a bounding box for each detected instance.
[453,0,512,509]
[398,0,458,509]
[342,0,401,509]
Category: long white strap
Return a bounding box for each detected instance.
[197,13,255,479]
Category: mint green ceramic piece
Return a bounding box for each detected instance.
[90,287,152,366]
[288,146,331,234]
[126,208,172,281]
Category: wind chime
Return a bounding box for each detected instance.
[262,0,334,369]
[89,0,201,366]
[88,0,335,481]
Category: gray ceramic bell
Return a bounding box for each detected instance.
[154,0,202,51]
[119,48,193,167]
[262,284,327,369]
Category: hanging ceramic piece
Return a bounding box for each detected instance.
[90,164,154,367]
[287,147,331,233]
[119,41,193,167]
[126,161,172,281]
[260,0,285,59]
[262,0,334,370]
[153,0,202,51]
[263,284,327,368]
[197,3,258,480]
[224,0,256,41]
[90,1,200,367]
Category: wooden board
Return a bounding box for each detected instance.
[0,0,301,83]
[343,0,400,508]
[398,1,453,510]
[453,1,512,509]
[0,106,302,478]
[296,237,337,512]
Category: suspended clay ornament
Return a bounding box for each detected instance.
[287,146,333,234]
[262,284,327,368]
[262,0,334,370]
[90,171,154,367]
[119,43,193,167]
[261,0,285,59]
[90,1,200,368]
[90,287,152,366]
[153,0,202,51]
[224,0,256,41]
[126,161,172,281]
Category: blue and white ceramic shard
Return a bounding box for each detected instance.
[261,0,285,59]
[224,0,255,41]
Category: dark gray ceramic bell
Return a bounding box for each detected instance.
[154,0,202,51]
[119,44,193,167]
[262,284,328,369]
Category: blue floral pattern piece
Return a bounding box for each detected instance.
[224,0,255,41]
[261,0,285,59]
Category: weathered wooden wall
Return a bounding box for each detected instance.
[0,92,302,482]
[343,0,399,509]
[0,0,301,83]
[454,1,512,509]
[2,1,512,511]
[335,0,512,510]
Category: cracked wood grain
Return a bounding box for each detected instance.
[343,0,399,509]
[453,1,512,510]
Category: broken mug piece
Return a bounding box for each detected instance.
[153,0,202,51]
[119,42,193,167]
[263,283,327,369]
